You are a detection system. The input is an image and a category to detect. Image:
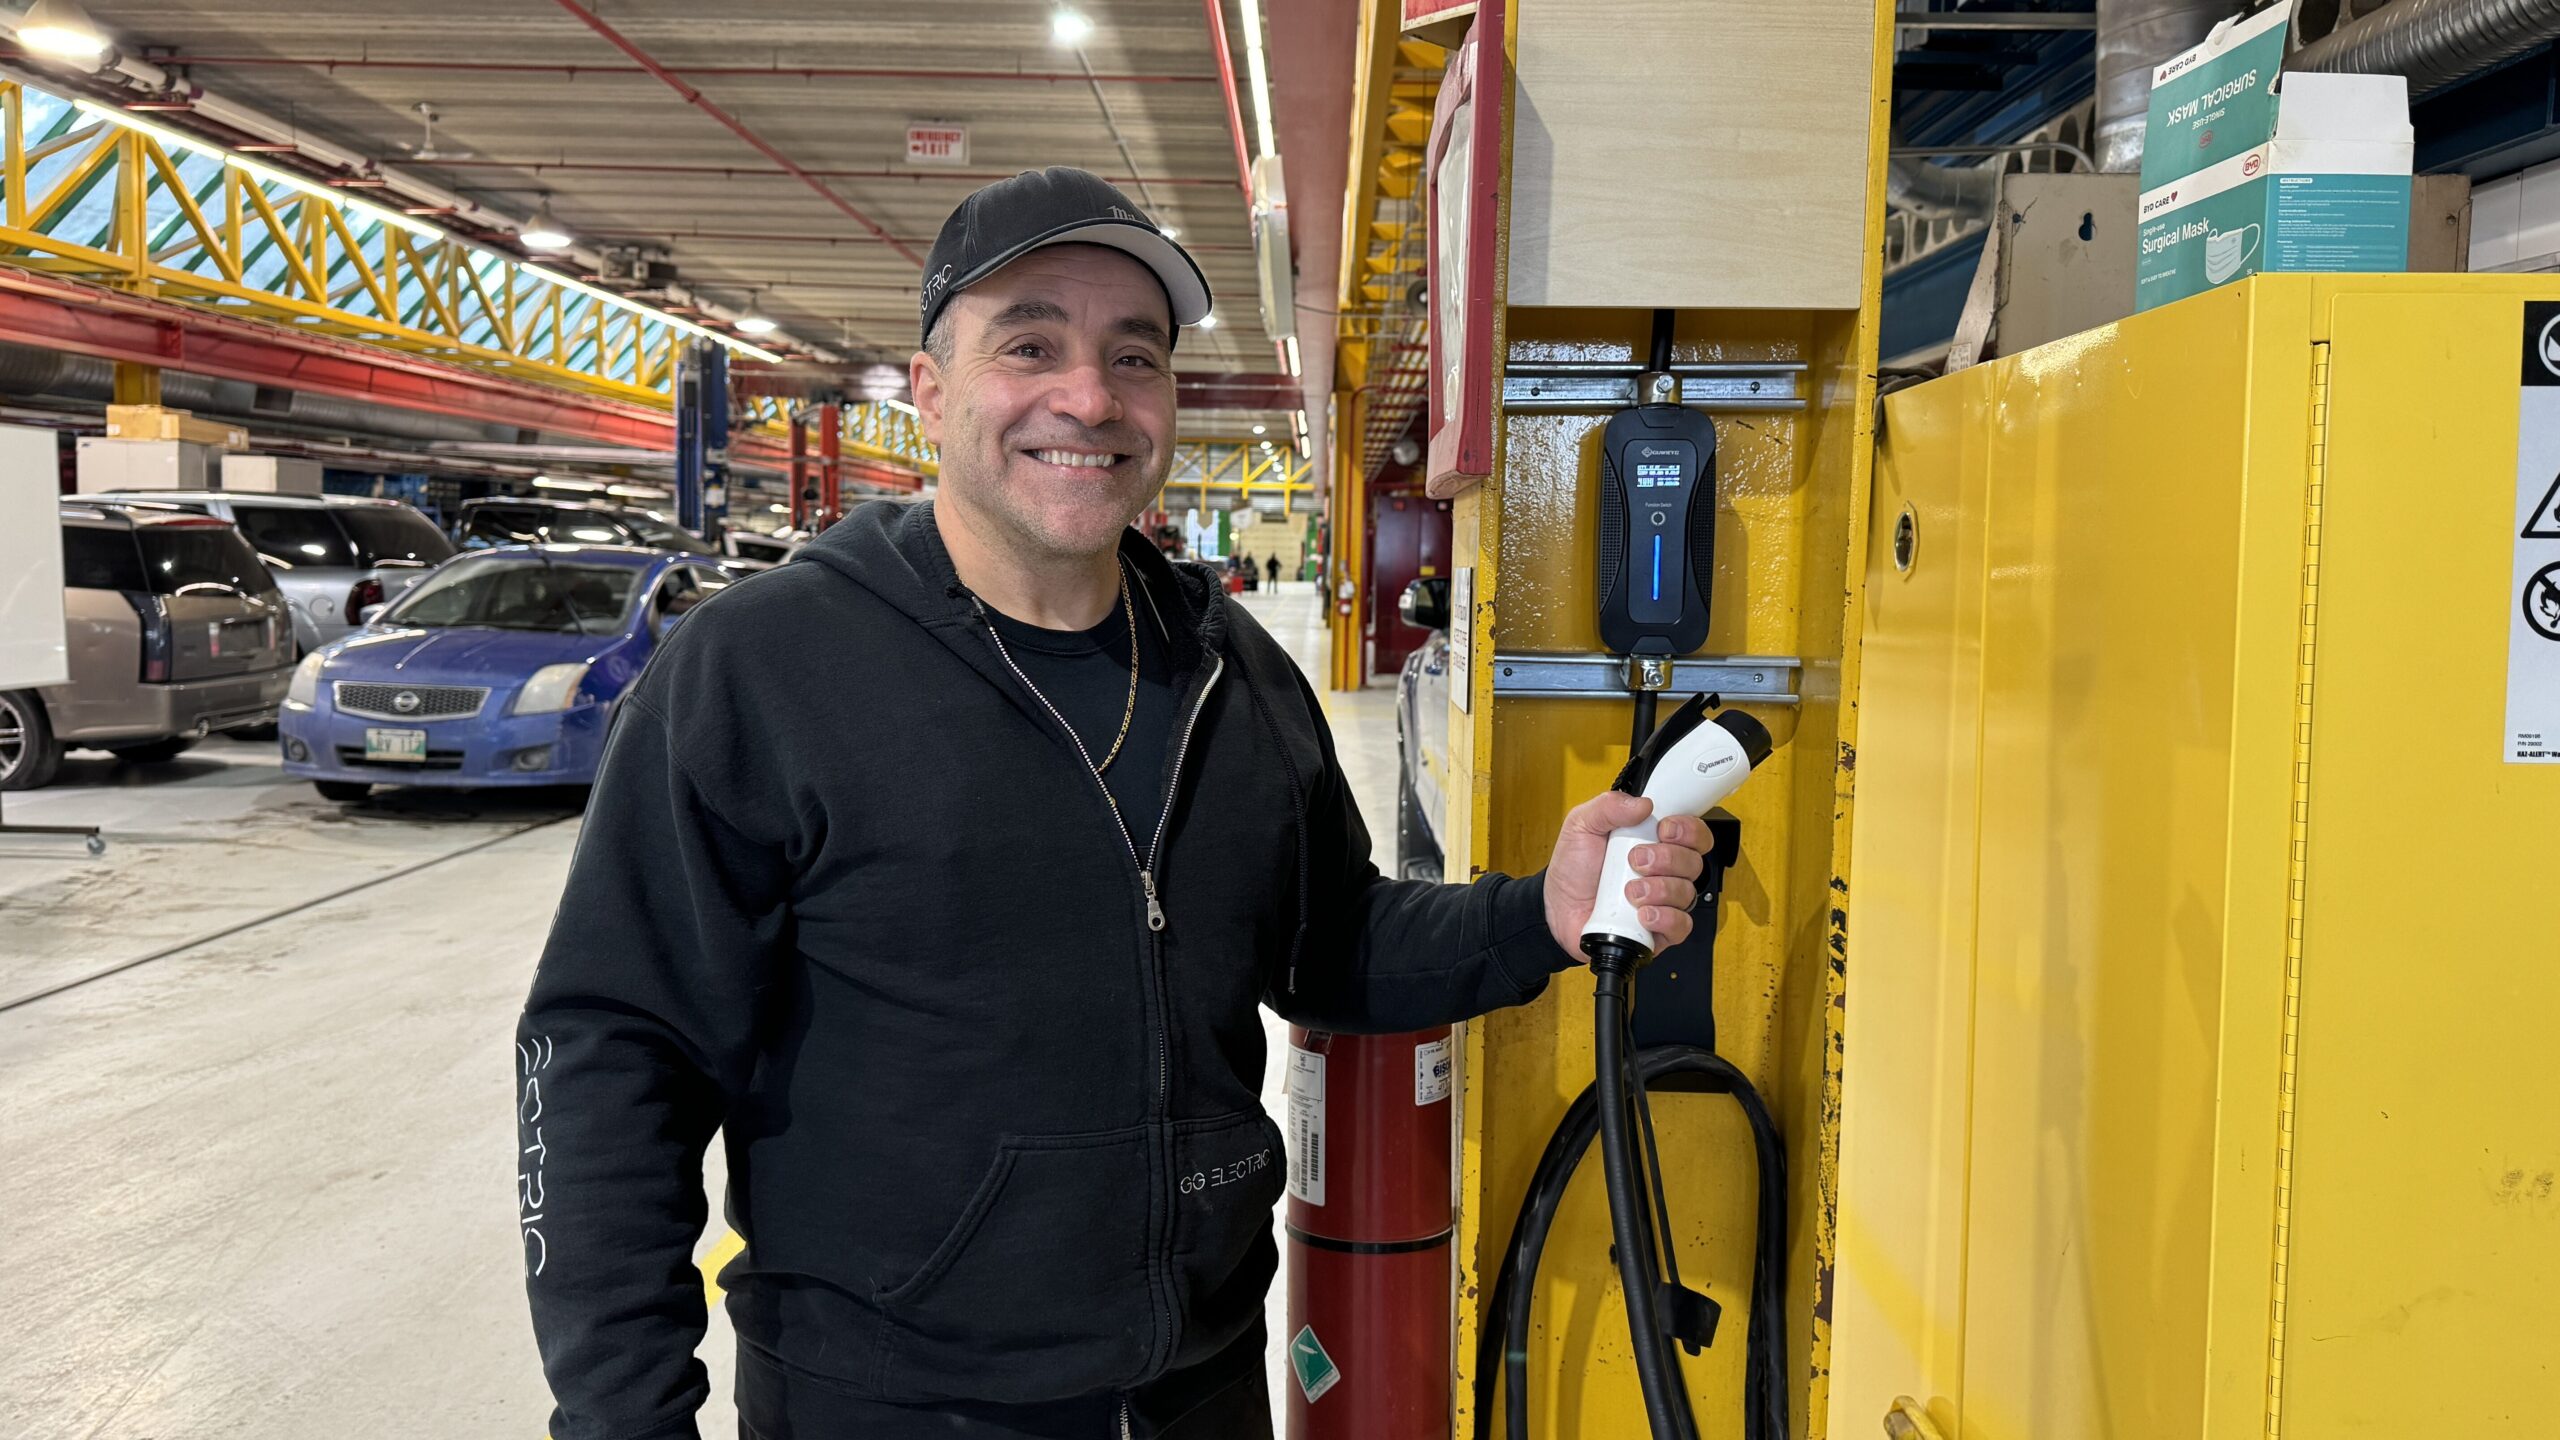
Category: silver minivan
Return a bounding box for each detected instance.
[83,491,455,656]
[0,503,296,790]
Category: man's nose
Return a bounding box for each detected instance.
[1047,357,1122,429]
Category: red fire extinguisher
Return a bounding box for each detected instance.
[1283,1025,1454,1440]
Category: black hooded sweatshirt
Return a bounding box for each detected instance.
[517,499,1571,1439]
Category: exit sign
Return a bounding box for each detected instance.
[905,123,969,166]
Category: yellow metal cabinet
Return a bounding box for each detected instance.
[1833,275,2560,1440]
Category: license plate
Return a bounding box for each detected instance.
[363,727,428,763]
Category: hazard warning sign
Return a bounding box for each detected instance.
[2524,470,2560,541]
[2506,302,2560,761]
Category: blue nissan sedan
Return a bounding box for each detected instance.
[278,545,730,800]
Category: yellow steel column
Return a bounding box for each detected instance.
[111,362,160,407]
[1446,2,1892,1437]
[1327,386,1369,691]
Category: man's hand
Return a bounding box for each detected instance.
[1543,792,1709,959]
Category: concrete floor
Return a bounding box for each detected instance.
[0,582,1399,1439]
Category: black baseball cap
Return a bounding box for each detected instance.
[918,167,1213,348]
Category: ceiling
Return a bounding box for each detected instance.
[61,0,1298,434]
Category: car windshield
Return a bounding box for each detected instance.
[462,506,639,549]
[624,512,719,555]
[382,556,641,634]
[334,506,456,568]
[230,505,357,570]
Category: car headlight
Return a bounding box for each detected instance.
[286,651,325,708]
[512,662,592,715]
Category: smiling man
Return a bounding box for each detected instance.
[517,168,1715,1440]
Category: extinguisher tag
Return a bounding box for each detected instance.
[1415,1038,1452,1106]
[1285,1044,1325,1207]
[1288,1324,1342,1404]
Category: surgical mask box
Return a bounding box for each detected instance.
[2135,2,2412,312]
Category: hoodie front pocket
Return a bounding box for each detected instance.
[873,1124,1155,1404]
[1164,1109,1288,1362]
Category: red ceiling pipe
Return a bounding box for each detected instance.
[547,0,924,266]
[1202,0,1255,198]
[131,53,1215,84]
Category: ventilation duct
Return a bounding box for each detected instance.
[2096,0,2247,172]
[0,342,520,447]
[1886,129,2004,219]
[2288,0,2560,98]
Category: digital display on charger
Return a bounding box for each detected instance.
[1634,461,1684,489]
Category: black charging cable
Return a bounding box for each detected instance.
[1473,1039,1788,1440]
[1473,685,1790,1440]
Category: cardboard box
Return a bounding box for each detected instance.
[220,454,324,495]
[2136,1,2413,311]
[103,404,248,450]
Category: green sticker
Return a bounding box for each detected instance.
[1289,1324,1342,1404]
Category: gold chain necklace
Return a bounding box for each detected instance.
[1093,561,1140,775]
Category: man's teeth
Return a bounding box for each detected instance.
[1033,449,1116,467]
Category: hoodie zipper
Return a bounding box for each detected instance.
[977,596,1225,1091]
[977,596,1225,1413]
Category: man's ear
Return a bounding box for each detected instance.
[910,348,946,448]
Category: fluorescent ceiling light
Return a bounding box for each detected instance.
[71,98,786,363]
[606,483,668,499]
[735,315,779,336]
[1196,313,1219,331]
[532,475,604,492]
[75,100,440,239]
[1251,423,1265,435]
[1238,0,1278,162]
[521,263,783,362]
[1159,224,1180,240]
[1282,334,1301,379]
[520,199,572,251]
[17,0,108,60]
[1052,9,1093,44]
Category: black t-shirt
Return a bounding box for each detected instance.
[984,568,1180,856]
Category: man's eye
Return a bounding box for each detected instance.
[1117,354,1162,370]
[1009,342,1048,359]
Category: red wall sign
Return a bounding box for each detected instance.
[1423,0,1503,500]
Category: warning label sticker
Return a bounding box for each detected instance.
[1285,1044,1325,1206]
[1415,1036,1452,1106]
[1289,1324,1342,1403]
[2508,302,2560,762]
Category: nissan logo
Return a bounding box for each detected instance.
[391,690,422,714]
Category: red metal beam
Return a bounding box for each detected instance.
[1203,0,1256,199]
[126,53,1215,84]
[0,267,919,478]
[1175,371,1304,410]
[548,0,925,267]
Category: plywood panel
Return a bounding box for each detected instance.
[1506,0,1874,311]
